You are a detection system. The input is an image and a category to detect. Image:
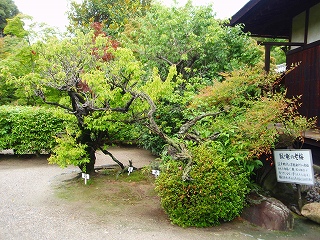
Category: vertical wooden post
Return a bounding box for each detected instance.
[297,184,302,210]
[264,44,271,73]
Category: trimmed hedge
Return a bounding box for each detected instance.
[155,145,250,227]
[0,105,74,154]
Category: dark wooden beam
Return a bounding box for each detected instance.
[257,41,305,46]
[258,41,305,72]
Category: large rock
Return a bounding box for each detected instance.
[242,194,294,231]
[301,203,320,224]
[258,166,296,206]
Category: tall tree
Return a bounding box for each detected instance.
[0,14,32,104]
[2,23,172,173]
[120,2,264,154]
[67,0,151,36]
[122,2,263,81]
[0,14,57,105]
[0,0,19,36]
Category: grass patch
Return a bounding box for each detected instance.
[55,168,158,215]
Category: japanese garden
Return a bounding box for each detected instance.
[0,0,318,231]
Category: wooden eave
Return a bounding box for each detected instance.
[229,0,320,39]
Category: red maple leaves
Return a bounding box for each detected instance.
[91,22,119,61]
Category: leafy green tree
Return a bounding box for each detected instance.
[121,2,263,154]
[0,14,33,104]
[2,22,177,173]
[0,14,61,105]
[0,0,19,36]
[67,0,151,36]
[3,13,29,38]
[122,2,263,81]
[21,31,136,173]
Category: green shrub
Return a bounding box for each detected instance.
[0,105,74,154]
[155,144,250,227]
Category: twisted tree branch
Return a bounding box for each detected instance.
[136,91,224,181]
[99,147,125,169]
[178,111,223,136]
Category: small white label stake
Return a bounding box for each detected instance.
[152,170,160,177]
[128,167,134,175]
[82,173,90,185]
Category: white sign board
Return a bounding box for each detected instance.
[128,167,134,175]
[82,173,90,179]
[151,169,160,177]
[82,173,90,185]
[273,149,314,185]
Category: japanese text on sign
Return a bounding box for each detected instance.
[273,149,314,185]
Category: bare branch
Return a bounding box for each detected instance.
[99,148,125,169]
[156,56,174,65]
[136,91,202,181]
[34,89,73,112]
[43,101,74,112]
[137,92,185,153]
[111,95,136,113]
[177,111,223,136]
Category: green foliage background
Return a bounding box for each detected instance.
[121,3,263,81]
[0,0,19,36]
[120,3,264,155]
[67,0,151,36]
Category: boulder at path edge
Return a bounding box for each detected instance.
[301,202,320,224]
[241,194,294,231]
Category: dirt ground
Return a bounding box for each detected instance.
[0,146,319,240]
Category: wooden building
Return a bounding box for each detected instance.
[230,0,320,131]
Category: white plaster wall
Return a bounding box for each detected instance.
[308,3,320,43]
[291,11,306,49]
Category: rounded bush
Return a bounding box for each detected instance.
[155,145,250,227]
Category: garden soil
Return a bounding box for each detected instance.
[0,146,319,240]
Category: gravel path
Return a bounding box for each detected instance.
[0,147,319,240]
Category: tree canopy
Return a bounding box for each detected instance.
[118,3,264,154]
[10,28,142,172]
[0,0,19,36]
[0,14,34,104]
[1,21,178,172]
[121,3,263,81]
[0,14,63,105]
[67,0,151,36]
